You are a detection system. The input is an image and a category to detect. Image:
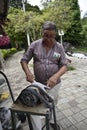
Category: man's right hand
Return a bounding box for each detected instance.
[26,72,35,83]
[20,61,35,83]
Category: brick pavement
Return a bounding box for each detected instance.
[57,57,87,130]
[2,51,87,130]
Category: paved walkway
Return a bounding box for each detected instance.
[3,51,87,130]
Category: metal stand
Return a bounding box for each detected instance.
[0,71,58,130]
[10,100,57,130]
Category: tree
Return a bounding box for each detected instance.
[41,0,82,46]
[4,0,83,49]
[80,17,87,46]
[39,0,73,42]
[5,7,34,48]
[25,3,41,13]
[0,0,9,24]
[63,0,82,46]
[9,0,24,8]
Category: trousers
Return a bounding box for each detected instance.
[30,83,61,130]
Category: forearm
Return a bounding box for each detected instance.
[54,65,68,79]
[21,61,30,75]
[21,61,34,83]
[47,65,68,87]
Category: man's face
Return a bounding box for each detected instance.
[42,30,56,45]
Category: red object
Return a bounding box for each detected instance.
[0,35,11,49]
[0,35,10,46]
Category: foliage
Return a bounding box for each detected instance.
[1,48,17,59]
[2,0,85,50]
[41,0,71,30]
[4,7,35,48]
[72,46,87,53]
[2,1,41,49]
[4,2,44,49]
[9,0,41,13]
[28,16,44,41]
[25,3,41,13]
[62,0,82,46]
[80,17,87,46]
[27,0,72,41]
[68,65,75,71]
[9,0,23,8]
[41,0,82,46]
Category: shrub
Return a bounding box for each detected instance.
[68,65,75,71]
[1,48,17,59]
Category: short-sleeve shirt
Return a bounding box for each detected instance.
[21,39,68,85]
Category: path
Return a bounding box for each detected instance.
[3,51,87,130]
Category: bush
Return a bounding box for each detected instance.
[1,48,17,59]
[68,65,75,71]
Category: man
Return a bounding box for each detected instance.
[20,21,68,130]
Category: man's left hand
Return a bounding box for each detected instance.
[47,75,58,88]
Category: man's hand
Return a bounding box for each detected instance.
[47,65,68,87]
[21,61,35,83]
[26,72,35,83]
[47,75,58,88]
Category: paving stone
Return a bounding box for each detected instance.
[68,100,78,107]
[56,111,65,121]
[75,121,87,130]
[82,95,87,100]
[80,109,87,118]
[22,125,29,130]
[62,109,73,116]
[75,98,84,103]
[64,125,77,130]
[67,96,75,100]
[59,118,72,129]
[2,51,87,130]
[67,116,77,124]
[65,88,72,92]
[72,113,85,122]
[84,88,87,93]
[83,119,87,125]
[70,106,80,113]
[77,103,87,110]
[58,103,71,110]
[59,93,67,98]
[58,98,69,104]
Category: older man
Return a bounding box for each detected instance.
[20,21,68,130]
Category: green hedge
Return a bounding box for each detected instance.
[1,48,17,59]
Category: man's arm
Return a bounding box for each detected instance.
[21,61,35,83]
[47,65,68,87]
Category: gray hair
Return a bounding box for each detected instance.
[42,21,57,31]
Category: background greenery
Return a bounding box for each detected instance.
[1,0,87,58]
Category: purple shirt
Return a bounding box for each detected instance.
[21,39,67,85]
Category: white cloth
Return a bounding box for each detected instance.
[72,53,87,59]
[30,83,61,130]
[30,115,42,130]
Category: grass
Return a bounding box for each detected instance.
[68,65,75,71]
[72,47,87,54]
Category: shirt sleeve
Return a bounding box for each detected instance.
[58,44,68,67]
[20,42,35,63]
